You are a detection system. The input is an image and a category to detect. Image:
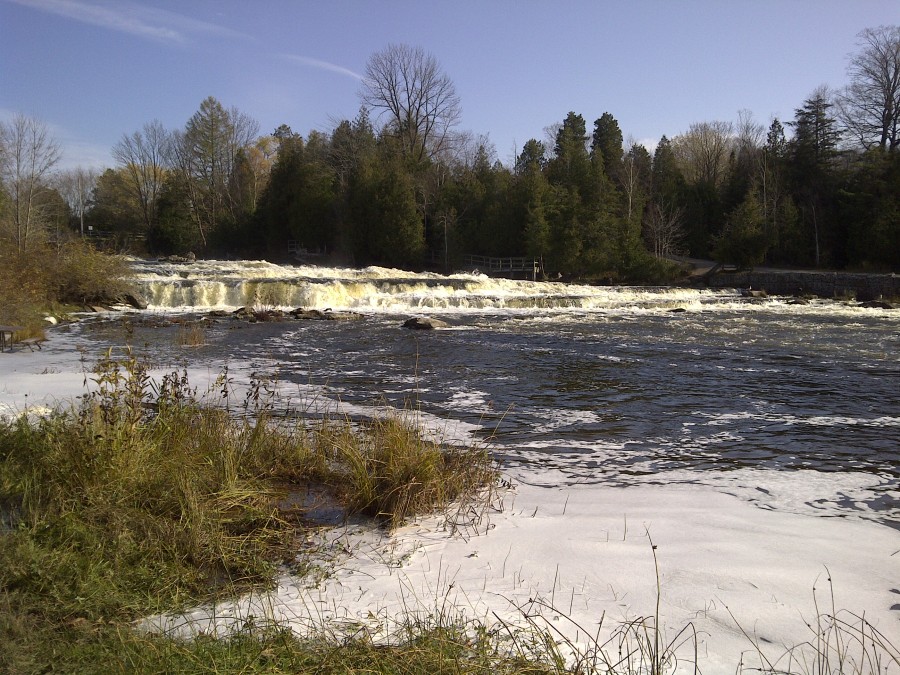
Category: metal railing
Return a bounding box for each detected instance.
[463,255,543,280]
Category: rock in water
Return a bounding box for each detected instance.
[120,290,149,309]
[402,317,449,330]
[291,308,363,321]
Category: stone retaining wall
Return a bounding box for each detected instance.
[706,270,900,300]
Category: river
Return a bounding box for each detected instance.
[110,259,900,528]
[7,258,898,669]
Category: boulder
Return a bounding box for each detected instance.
[859,300,895,309]
[402,317,449,330]
[159,252,196,263]
[252,309,284,322]
[120,290,149,310]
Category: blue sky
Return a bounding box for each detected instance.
[2,0,898,169]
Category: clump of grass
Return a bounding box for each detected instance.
[0,352,499,672]
[62,614,562,674]
[175,320,207,346]
[331,413,497,529]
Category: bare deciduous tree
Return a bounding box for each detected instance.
[446,130,496,171]
[736,109,765,155]
[643,200,685,259]
[672,120,733,186]
[112,120,169,230]
[360,44,461,162]
[56,166,98,236]
[836,25,900,151]
[0,114,61,252]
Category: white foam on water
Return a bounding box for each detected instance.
[143,477,899,674]
[444,388,492,413]
[695,410,900,428]
[531,407,603,433]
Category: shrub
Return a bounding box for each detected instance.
[0,236,131,328]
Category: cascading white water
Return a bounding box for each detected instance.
[129,259,737,313]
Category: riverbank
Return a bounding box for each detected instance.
[1,326,898,672]
[0,343,501,672]
[705,267,900,301]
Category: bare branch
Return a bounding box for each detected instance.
[0,114,61,251]
[836,25,900,151]
[112,120,170,229]
[360,44,461,162]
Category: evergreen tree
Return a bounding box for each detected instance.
[253,131,335,259]
[371,151,425,267]
[547,112,591,195]
[544,113,592,273]
[759,118,795,261]
[515,140,551,259]
[789,89,843,266]
[838,148,900,269]
[650,135,682,205]
[330,108,378,261]
[591,112,624,183]
[713,191,768,268]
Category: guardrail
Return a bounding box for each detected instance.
[463,255,543,280]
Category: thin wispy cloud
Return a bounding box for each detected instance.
[281,54,363,81]
[7,0,249,44]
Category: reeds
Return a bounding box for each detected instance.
[0,352,499,672]
[175,320,207,346]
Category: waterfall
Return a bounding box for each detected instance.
[128,259,734,313]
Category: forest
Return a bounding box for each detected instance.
[2,27,899,281]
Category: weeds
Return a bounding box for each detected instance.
[0,236,131,329]
[175,320,207,346]
[729,569,900,674]
[0,353,499,672]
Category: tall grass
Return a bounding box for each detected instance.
[0,352,499,672]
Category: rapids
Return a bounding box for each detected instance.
[115,260,900,527]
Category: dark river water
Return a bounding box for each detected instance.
[73,261,900,525]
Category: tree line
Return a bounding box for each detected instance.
[2,28,899,279]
